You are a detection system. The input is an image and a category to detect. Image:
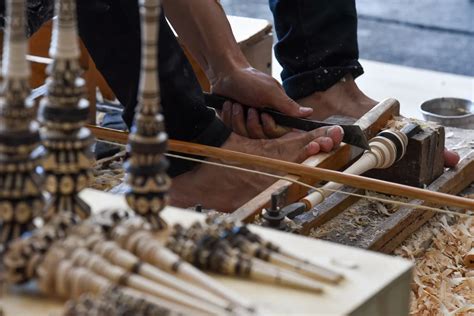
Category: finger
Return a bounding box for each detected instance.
[273,92,313,118]
[221,101,232,128]
[247,108,267,139]
[231,103,249,137]
[261,113,292,138]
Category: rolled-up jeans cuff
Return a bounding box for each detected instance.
[167,116,232,177]
[283,61,364,100]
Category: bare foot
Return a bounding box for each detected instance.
[169,127,344,212]
[297,75,377,121]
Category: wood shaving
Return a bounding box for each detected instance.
[89,150,126,192]
[395,215,474,315]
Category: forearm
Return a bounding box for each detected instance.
[162,0,250,84]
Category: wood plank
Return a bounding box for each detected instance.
[2,189,413,316]
[367,153,474,253]
[229,98,401,223]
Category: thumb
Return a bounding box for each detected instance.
[270,90,313,118]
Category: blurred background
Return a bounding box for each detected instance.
[220,0,474,76]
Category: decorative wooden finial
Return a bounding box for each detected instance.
[38,0,94,220]
[0,0,44,244]
[124,0,171,229]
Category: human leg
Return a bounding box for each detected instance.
[269,0,376,120]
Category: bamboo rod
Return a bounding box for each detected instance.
[88,125,474,211]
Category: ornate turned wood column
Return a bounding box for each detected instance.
[124,0,171,229]
[0,0,44,244]
[38,0,94,220]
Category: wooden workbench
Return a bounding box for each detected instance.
[1,189,413,316]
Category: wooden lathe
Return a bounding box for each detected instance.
[0,0,472,314]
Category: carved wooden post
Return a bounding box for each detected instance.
[125,0,171,229]
[38,0,94,220]
[0,0,44,244]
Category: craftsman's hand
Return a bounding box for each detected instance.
[219,101,292,138]
[211,66,313,119]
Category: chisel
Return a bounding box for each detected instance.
[204,93,371,150]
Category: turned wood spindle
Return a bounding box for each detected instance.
[37,0,94,220]
[124,0,171,229]
[302,129,409,210]
[67,247,228,315]
[82,234,234,312]
[37,247,198,316]
[110,219,255,312]
[168,225,324,293]
[0,0,44,245]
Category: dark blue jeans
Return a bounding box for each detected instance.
[269,0,364,100]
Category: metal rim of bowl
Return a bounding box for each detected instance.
[420,97,474,119]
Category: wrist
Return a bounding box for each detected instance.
[206,50,251,86]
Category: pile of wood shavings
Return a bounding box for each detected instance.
[89,150,126,192]
[395,214,474,315]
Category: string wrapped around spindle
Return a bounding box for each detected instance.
[37,0,94,220]
[0,0,44,245]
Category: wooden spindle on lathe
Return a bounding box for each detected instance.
[124,0,171,229]
[110,218,256,312]
[301,128,409,210]
[0,0,44,244]
[37,0,94,220]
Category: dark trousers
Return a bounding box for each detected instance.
[269,0,364,100]
[75,0,231,177]
[1,0,363,176]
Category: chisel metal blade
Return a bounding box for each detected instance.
[204,93,371,150]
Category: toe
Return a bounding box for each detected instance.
[326,126,344,146]
[315,137,334,152]
[304,141,321,157]
[444,149,460,168]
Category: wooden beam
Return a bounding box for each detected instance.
[229,98,401,222]
[367,153,474,253]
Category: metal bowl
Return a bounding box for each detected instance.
[420,97,474,129]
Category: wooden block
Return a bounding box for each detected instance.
[367,153,474,253]
[366,123,445,188]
